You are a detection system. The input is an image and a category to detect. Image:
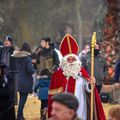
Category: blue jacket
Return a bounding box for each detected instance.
[14,51,35,93]
[34,77,50,100]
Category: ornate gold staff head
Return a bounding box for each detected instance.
[91,32,96,47]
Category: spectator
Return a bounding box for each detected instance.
[48,93,82,120]
[78,44,90,68]
[0,35,17,104]
[36,37,60,79]
[86,43,107,94]
[108,107,120,120]
[31,47,42,90]
[34,68,51,120]
[0,35,15,68]
[13,42,35,120]
[0,63,16,120]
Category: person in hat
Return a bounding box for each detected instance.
[0,35,15,68]
[48,34,106,120]
[48,93,82,120]
[0,35,17,104]
[85,43,107,94]
[0,63,16,120]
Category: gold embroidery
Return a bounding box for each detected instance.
[49,87,63,95]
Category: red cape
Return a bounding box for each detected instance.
[48,67,106,120]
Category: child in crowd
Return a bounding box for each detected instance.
[33,68,51,120]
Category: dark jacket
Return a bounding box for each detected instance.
[36,47,60,78]
[86,52,107,85]
[0,46,18,106]
[14,51,35,93]
[0,66,14,112]
[0,46,16,71]
[34,76,50,100]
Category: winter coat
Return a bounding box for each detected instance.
[0,71,14,112]
[0,46,18,105]
[36,47,60,78]
[0,46,16,72]
[14,51,35,93]
[86,53,107,85]
[34,76,50,100]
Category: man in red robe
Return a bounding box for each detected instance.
[48,34,106,120]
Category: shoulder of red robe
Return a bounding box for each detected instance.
[80,67,90,81]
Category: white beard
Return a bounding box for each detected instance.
[61,61,81,79]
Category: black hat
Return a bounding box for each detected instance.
[52,93,79,111]
[41,37,51,43]
[4,35,13,43]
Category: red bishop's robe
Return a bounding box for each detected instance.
[48,67,106,120]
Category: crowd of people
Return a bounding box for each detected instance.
[0,34,119,120]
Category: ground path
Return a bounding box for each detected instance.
[15,95,120,120]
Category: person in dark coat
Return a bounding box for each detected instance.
[13,42,35,120]
[34,68,51,120]
[0,63,16,120]
[0,35,15,70]
[86,43,107,94]
[36,37,60,79]
[0,35,17,104]
[78,44,90,69]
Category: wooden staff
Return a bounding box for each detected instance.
[90,32,96,120]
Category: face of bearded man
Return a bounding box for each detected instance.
[60,54,82,79]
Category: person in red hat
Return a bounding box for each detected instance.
[48,34,106,120]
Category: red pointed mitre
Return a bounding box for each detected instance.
[59,34,79,56]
